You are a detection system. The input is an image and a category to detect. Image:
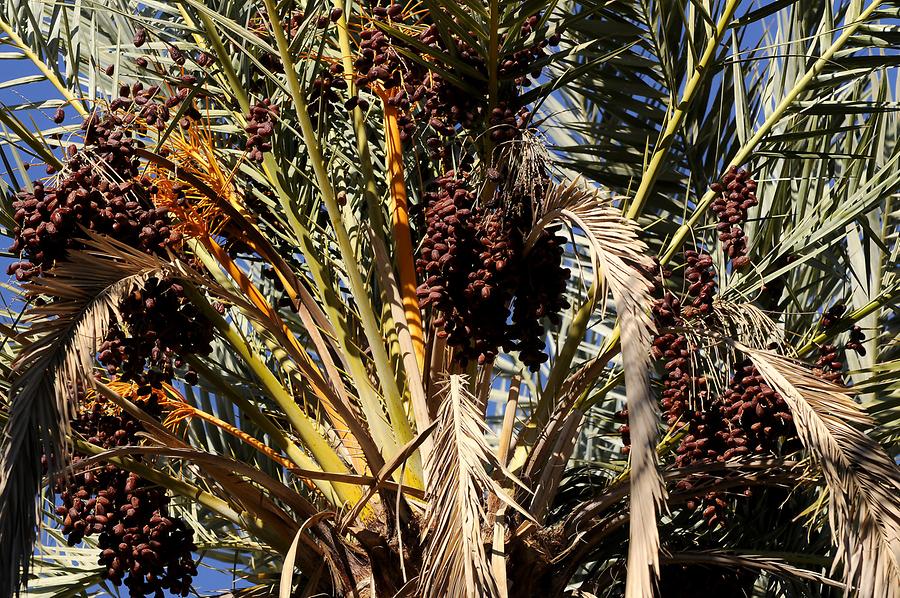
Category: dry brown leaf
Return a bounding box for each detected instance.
[533,180,662,598]
[419,375,531,598]
[742,345,900,598]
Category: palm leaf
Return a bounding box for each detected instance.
[742,345,900,598]
[0,235,173,597]
[420,375,529,598]
[660,550,844,589]
[530,180,660,598]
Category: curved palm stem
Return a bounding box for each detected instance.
[188,287,360,507]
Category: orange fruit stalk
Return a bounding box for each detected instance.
[381,93,425,371]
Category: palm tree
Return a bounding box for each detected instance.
[1,0,899,596]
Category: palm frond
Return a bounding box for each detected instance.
[1,0,899,595]
[532,180,660,598]
[742,345,900,598]
[0,235,172,597]
[21,537,104,598]
[420,375,528,598]
[660,550,844,589]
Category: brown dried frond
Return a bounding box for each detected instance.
[532,179,662,598]
[741,345,900,598]
[419,375,532,598]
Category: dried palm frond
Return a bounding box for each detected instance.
[531,180,661,598]
[523,344,624,522]
[741,345,900,598]
[0,234,173,597]
[419,375,530,598]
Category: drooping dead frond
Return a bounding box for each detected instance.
[0,235,175,597]
[532,180,662,598]
[419,375,530,598]
[741,345,900,598]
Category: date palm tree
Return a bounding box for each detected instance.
[1,0,899,596]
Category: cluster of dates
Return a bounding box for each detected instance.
[352,4,559,160]
[415,173,569,369]
[620,246,800,526]
[710,167,758,268]
[51,392,197,597]
[8,113,180,281]
[8,108,214,387]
